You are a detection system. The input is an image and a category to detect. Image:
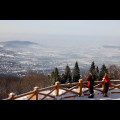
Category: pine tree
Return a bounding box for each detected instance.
[51,71,55,84]
[89,61,96,75]
[51,67,60,84]
[99,64,108,81]
[96,66,99,74]
[60,73,66,84]
[72,61,80,82]
[95,66,99,81]
[64,64,72,83]
[54,67,60,82]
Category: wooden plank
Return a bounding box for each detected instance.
[60,85,78,96]
[94,83,102,89]
[82,82,88,84]
[38,86,56,92]
[111,80,120,83]
[83,81,103,84]
[111,84,115,87]
[70,85,79,89]
[41,88,55,100]
[83,89,89,93]
[38,92,55,98]
[110,85,120,89]
[83,83,102,88]
[109,87,120,91]
[114,86,120,88]
[60,87,78,95]
[59,85,78,96]
[3,98,11,100]
[83,84,88,88]
[59,83,78,87]
[109,87,115,91]
[27,93,34,99]
[110,84,120,87]
[94,88,103,93]
[27,93,35,100]
[94,81,103,84]
[61,85,78,95]
[14,91,35,99]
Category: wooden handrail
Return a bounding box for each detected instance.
[59,82,78,87]
[14,91,35,99]
[5,80,120,100]
[38,85,56,92]
[111,80,120,83]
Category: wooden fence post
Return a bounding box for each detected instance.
[34,87,39,100]
[78,79,83,96]
[9,93,15,100]
[55,82,59,96]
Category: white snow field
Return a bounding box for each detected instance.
[15,87,120,100]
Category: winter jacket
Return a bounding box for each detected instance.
[103,77,111,87]
[86,75,95,88]
[86,77,90,88]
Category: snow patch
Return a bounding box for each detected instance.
[0,44,3,47]
[0,53,4,56]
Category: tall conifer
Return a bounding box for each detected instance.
[54,67,60,82]
[89,61,95,75]
[73,61,80,82]
[51,67,60,84]
[65,64,72,83]
[99,64,108,81]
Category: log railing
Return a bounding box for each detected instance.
[4,79,120,100]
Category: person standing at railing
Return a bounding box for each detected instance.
[103,73,111,97]
[86,73,96,98]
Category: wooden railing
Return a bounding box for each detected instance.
[4,79,120,100]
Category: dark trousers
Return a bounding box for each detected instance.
[89,83,94,95]
[104,82,109,94]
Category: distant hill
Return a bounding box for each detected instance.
[103,45,120,49]
[0,41,39,48]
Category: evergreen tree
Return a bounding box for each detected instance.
[95,66,99,81]
[72,61,80,82]
[64,64,72,83]
[60,73,66,84]
[96,66,99,74]
[51,71,55,84]
[54,67,60,82]
[99,64,108,81]
[89,61,96,75]
[51,67,60,84]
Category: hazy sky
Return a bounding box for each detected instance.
[0,20,120,44]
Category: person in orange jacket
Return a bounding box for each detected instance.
[86,73,96,98]
[102,73,111,97]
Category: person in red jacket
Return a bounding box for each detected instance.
[103,73,111,97]
[86,73,96,98]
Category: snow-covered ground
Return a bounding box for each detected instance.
[15,88,120,100]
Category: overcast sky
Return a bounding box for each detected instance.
[0,20,120,44]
